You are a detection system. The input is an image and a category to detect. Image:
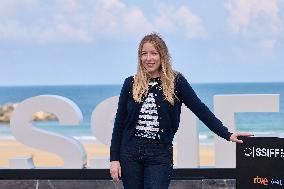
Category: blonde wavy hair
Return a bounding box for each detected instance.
[133,33,178,105]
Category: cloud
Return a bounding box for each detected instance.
[89,0,153,39]
[154,4,208,39]
[0,0,207,43]
[225,0,282,35]
[225,0,283,50]
[0,21,27,40]
[259,39,277,50]
[0,0,40,40]
[0,0,39,15]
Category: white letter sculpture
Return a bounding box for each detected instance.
[10,95,87,169]
[90,96,118,168]
[214,94,280,168]
[176,105,199,168]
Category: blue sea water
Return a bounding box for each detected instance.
[0,82,283,143]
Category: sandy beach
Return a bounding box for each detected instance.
[0,139,214,168]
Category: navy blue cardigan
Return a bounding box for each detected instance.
[110,73,232,161]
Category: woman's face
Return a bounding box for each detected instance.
[141,42,161,77]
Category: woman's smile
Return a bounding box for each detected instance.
[146,63,155,67]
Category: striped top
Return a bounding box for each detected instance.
[134,77,162,140]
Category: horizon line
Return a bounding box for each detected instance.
[0,81,284,87]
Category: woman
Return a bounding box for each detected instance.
[110,33,252,189]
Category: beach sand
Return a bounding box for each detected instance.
[0,139,214,168]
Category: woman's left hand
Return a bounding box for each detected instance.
[229,132,254,143]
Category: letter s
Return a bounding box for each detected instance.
[10,95,87,169]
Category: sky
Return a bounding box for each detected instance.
[0,0,284,86]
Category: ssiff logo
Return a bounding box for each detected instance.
[244,147,284,158]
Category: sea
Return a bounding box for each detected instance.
[0,82,283,145]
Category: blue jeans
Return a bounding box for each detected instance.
[120,137,173,189]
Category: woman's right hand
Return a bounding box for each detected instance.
[110,161,121,182]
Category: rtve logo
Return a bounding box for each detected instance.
[253,176,269,186]
[253,176,283,186]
